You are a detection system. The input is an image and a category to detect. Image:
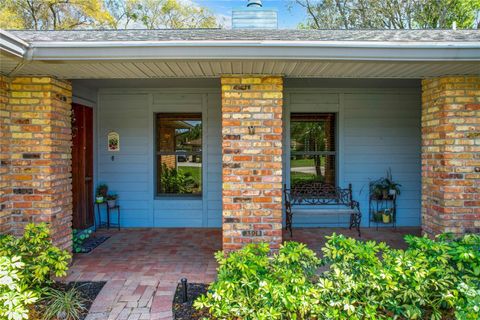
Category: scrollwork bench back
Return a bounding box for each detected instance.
[283,182,361,237]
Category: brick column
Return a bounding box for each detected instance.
[422,76,480,236]
[0,76,12,233]
[7,77,73,250]
[221,76,283,251]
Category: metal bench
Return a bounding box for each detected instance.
[283,182,361,237]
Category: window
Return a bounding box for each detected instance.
[156,113,202,196]
[290,113,336,187]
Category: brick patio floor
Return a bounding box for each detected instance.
[66,227,420,320]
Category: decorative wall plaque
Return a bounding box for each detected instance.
[107,131,120,152]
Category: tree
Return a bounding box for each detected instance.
[0,0,113,30]
[0,0,219,30]
[104,0,140,29]
[291,120,326,177]
[133,0,218,29]
[294,0,480,29]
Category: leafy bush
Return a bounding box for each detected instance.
[72,229,92,253]
[160,163,197,194]
[0,223,71,290]
[0,256,38,320]
[41,286,87,320]
[195,234,480,320]
[194,242,321,320]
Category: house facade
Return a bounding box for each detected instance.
[0,28,479,251]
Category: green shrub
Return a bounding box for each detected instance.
[194,242,320,320]
[318,234,459,319]
[0,223,71,291]
[72,229,92,253]
[160,163,197,194]
[0,255,38,320]
[195,234,480,320]
[42,286,87,320]
[0,223,71,319]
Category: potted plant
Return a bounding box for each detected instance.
[371,169,401,200]
[106,194,118,208]
[382,209,392,224]
[96,184,108,203]
[384,168,401,198]
[373,211,383,222]
[371,179,387,200]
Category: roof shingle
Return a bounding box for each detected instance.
[8,29,480,43]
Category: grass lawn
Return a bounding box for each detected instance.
[290,172,323,186]
[291,157,325,167]
[178,165,201,185]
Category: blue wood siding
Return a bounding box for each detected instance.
[97,90,222,228]
[286,90,421,227]
[96,87,421,228]
[343,92,421,226]
[97,94,153,227]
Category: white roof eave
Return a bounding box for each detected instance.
[25,40,480,62]
[0,30,29,58]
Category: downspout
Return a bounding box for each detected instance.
[9,44,33,77]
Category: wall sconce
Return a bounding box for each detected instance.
[248,126,255,135]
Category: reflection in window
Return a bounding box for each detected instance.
[156,114,202,196]
[290,113,336,188]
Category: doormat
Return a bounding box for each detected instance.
[172,282,209,320]
[77,236,110,253]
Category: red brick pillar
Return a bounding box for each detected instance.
[7,77,73,250]
[221,76,283,251]
[0,76,12,233]
[422,76,480,236]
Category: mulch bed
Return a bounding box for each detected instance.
[65,281,106,317]
[30,281,106,320]
[76,236,110,253]
[172,282,210,320]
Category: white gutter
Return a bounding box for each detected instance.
[27,40,480,62]
[0,30,29,58]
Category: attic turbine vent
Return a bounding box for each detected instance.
[232,0,278,29]
[247,0,263,7]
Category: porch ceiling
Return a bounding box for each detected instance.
[1,55,478,79]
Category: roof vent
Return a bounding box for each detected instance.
[232,0,278,29]
[247,0,262,7]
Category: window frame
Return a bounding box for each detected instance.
[155,112,203,198]
[289,113,337,187]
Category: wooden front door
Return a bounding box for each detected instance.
[72,103,94,229]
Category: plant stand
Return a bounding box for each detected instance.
[368,183,397,230]
[107,205,121,230]
[95,202,121,230]
[94,202,108,231]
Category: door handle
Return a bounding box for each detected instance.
[85,177,92,182]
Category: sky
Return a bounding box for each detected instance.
[195,0,307,29]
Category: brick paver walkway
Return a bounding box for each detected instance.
[66,227,420,320]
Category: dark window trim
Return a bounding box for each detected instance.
[155,112,203,198]
[290,112,337,186]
